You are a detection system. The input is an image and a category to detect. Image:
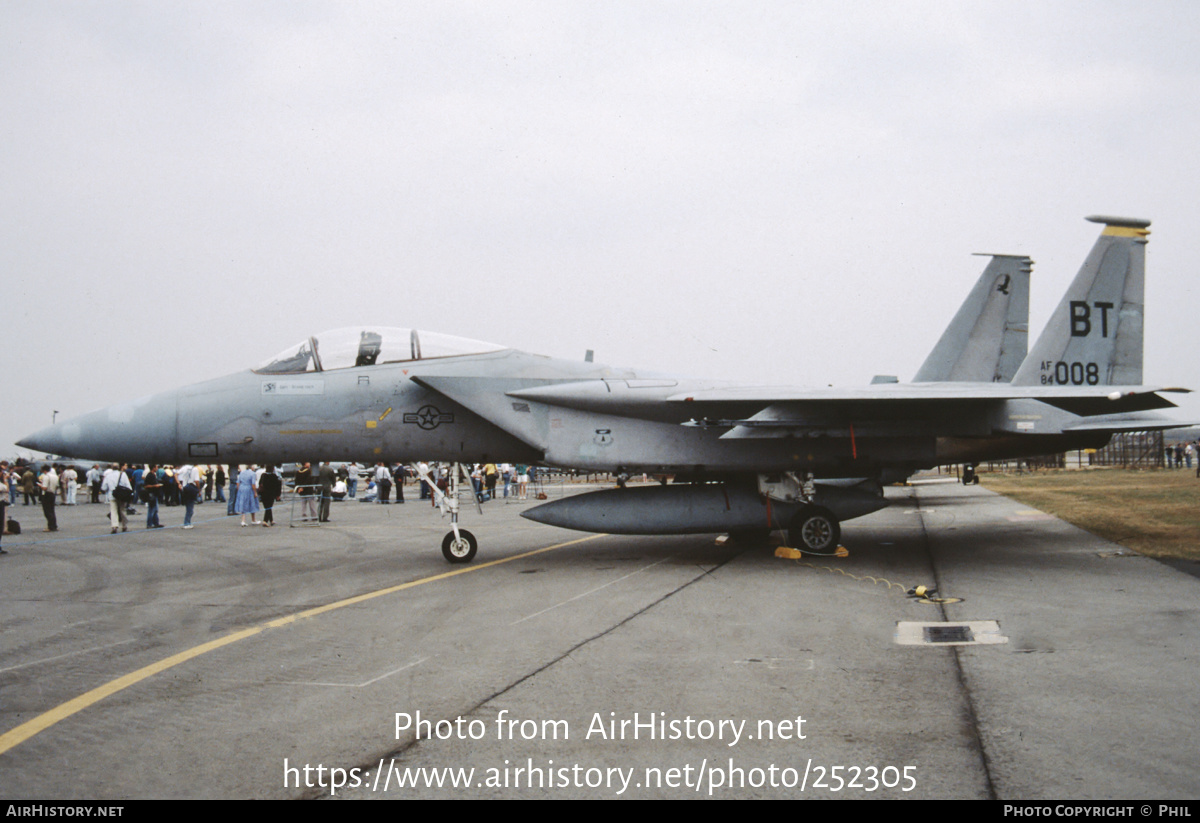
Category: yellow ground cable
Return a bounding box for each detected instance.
[774,545,958,602]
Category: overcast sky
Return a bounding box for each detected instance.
[5,1,1200,454]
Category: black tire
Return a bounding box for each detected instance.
[787,506,841,552]
[441,529,478,563]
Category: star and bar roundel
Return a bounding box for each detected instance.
[403,404,455,430]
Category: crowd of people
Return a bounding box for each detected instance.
[354,462,536,505]
[0,460,541,544]
[1163,441,1200,473]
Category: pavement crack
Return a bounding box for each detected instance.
[911,486,998,801]
[347,544,745,790]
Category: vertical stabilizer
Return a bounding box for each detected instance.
[913,254,1031,383]
[1012,216,1150,387]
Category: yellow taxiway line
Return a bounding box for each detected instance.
[0,534,605,756]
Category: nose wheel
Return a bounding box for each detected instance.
[442,529,478,563]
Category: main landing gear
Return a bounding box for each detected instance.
[786,505,841,552]
[759,472,844,553]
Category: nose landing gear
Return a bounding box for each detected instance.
[415,461,484,564]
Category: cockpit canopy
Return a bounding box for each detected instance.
[254,327,505,374]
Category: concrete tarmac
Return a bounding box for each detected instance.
[0,482,1196,799]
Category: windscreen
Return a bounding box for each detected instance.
[254,327,504,373]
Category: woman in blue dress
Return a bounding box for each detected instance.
[235,465,260,526]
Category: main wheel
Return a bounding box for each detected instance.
[787,506,840,552]
[441,529,478,563]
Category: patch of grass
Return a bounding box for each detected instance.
[980,468,1200,561]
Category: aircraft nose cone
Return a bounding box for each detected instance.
[16,423,81,457]
[16,392,180,463]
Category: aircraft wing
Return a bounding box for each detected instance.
[666,383,1187,415]
[510,380,1186,422]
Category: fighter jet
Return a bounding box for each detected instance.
[18,216,1187,562]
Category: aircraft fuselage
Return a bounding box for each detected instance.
[22,348,1123,478]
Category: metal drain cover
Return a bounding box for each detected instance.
[926,625,973,643]
[895,621,1007,646]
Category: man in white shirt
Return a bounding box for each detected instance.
[63,467,78,505]
[87,464,102,503]
[101,464,131,533]
[416,461,431,500]
[178,464,200,529]
[375,462,393,504]
[38,465,59,532]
